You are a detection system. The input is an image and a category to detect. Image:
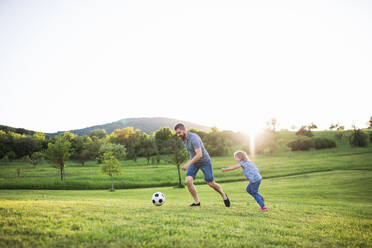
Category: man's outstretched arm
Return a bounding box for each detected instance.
[182,148,202,171]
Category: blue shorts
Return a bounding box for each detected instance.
[186,160,214,182]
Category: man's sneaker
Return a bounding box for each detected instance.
[190,202,200,207]
[223,194,230,207]
[261,206,268,211]
[261,196,265,202]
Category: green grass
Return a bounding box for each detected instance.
[1,131,371,247]
[0,170,371,247]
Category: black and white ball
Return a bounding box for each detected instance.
[152,192,165,206]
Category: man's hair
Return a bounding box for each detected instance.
[174,123,186,131]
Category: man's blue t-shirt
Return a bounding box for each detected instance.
[183,132,210,163]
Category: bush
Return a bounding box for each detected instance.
[1,155,9,163]
[22,155,31,163]
[369,132,372,143]
[349,129,368,147]
[287,137,314,151]
[6,151,16,161]
[30,152,44,167]
[313,138,336,149]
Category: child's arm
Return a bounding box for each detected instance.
[221,163,241,172]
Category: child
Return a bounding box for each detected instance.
[221,150,268,211]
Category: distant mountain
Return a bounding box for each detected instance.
[47,117,211,137]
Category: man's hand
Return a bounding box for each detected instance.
[182,164,190,171]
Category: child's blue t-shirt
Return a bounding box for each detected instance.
[239,160,262,183]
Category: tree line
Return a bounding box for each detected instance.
[0,127,245,162]
[0,127,244,186]
[1,119,372,164]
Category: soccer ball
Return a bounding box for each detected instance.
[152,192,165,206]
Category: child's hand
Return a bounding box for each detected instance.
[221,168,226,172]
[244,177,249,181]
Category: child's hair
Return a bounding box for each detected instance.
[234,150,250,161]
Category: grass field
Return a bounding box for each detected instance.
[1,170,372,247]
[0,131,372,247]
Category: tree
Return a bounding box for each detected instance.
[221,130,243,147]
[33,132,48,150]
[109,127,144,161]
[70,135,91,160]
[142,138,158,165]
[85,138,104,163]
[11,136,41,159]
[330,123,344,131]
[203,127,230,156]
[296,126,313,137]
[349,127,368,148]
[63,131,76,142]
[165,136,188,188]
[126,130,146,162]
[266,118,278,132]
[337,125,345,131]
[46,136,71,181]
[75,149,92,167]
[30,152,43,167]
[329,124,336,130]
[110,127,136,146]
[90,129,107,140]
[98,143,126,162]
[33,132,46,143]
[5,151,16,161]
[369,116,372,129]
[308,123,317,130]
[154,127,173,154]
[188,128,207,140]
[0,132,12,159]
[100,152,122,191]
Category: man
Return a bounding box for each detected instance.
[174,123,230,207]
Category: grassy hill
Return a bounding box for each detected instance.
[47,117,211,136]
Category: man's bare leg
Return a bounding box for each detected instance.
[207,181,227,200]
[185,176,199,203]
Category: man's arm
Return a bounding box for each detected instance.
[221,163,241,172]
[181,148,202,171]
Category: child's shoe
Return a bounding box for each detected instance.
[261,206,268,211]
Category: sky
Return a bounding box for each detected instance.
[0,0,371,134]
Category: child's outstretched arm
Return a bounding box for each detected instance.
[221,163,241,172]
